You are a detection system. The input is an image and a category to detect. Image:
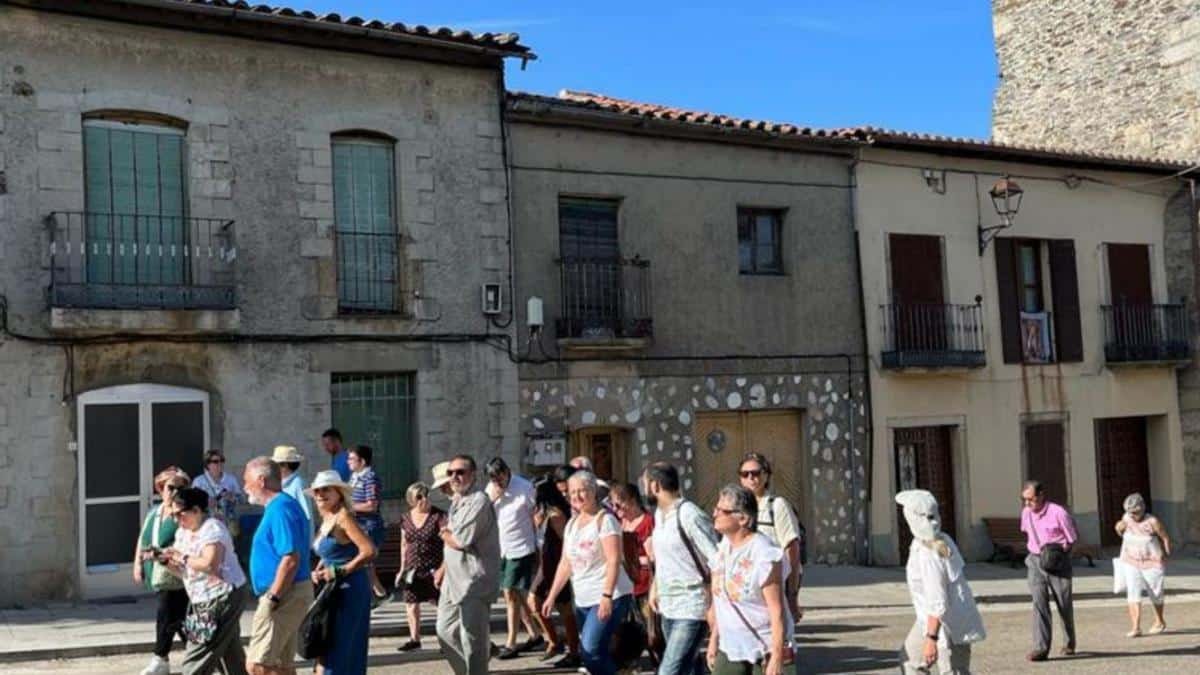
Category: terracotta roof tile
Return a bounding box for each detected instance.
[512,90,1194,171]
[137,0,531,55]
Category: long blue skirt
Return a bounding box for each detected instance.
[323,568,371,674]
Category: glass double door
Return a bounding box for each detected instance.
[77,385,208,598]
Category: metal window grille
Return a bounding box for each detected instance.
[330,373,416,499]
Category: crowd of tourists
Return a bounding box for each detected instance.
[131,434,1173,675]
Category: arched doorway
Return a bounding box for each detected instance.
[76,384,210,598]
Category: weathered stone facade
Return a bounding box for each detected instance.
[508,100,870,564]
[0,6,520,604]
[992,0,1200,542]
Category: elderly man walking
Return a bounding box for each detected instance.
[485,457,544,659]
[242,456,312,675]
[1020,480,1078,662]
[436,454,501,675]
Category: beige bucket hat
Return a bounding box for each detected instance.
[430,461,453,490]
[270,445,304,464]
[307,469,353,504]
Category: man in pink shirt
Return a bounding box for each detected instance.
[1019,480,1078,662]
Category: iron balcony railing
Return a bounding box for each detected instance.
[880,303,986,369]
[556,256,653,340]
[47,211,236,310]
[336,228,401,314]
[1101,303,1190,363]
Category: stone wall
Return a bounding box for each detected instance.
[992,0,1200,160]
[992,0,1200,542]
[0,7,519,604]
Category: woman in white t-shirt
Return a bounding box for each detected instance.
[541,470,634,675]
[163,487,249,675]
[707,484,795,675]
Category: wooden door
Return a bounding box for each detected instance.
[894,426,956,560]
[1096,417,1151,546]
[570,427,629,485]
[1107,244,1153,306]
[1024,422,1069,507]
[889,234,946,351]
[692,412,747,511]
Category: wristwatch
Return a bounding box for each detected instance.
[925,633,938,641]
[267,593,280,606]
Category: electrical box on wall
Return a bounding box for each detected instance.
[482,283,502,315]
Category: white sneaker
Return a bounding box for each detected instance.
[141,655,170,675]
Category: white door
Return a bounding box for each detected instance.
[77,384,209,599]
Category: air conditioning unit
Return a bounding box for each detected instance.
[482,282,502,315]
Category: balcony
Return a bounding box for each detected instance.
[556,256,652,350]
[48,211,237,308]
[1101,303,1191,365]
[880,303,986,370]
[335,229,402,315]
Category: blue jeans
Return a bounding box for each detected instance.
[659,617,707,675]
[575,595,633,675]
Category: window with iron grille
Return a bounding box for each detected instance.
[332,136,400,313]
[330,373,416,500]
[737,207,784,274]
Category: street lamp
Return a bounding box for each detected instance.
[980,176,1024,255]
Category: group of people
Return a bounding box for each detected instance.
[133,429,387,675]
[129,433,1176,675]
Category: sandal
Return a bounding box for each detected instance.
[1149,623,1166,635]
[540,643,563,661]
[1126,628,1141,638]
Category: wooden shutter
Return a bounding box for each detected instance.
[1107,244,1153,305]
[994,238,1023,363]
[1049,240,1084,362]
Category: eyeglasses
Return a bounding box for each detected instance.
[739,470,763,479]
[165,484,182,492]
[207,459,224,465]
[448,468,470,477]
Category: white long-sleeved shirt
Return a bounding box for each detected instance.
[905,536,986,645]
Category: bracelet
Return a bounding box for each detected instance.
[925,633,938,641]
[602,592,613,599]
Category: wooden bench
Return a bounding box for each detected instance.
[983,516,1098,568]
[376,523,404,589]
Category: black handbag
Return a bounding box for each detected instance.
[1028,512,1072,577]
[610,600,648,668]
[298,581,337,660]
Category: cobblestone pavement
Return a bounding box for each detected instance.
[10,599,1200,674]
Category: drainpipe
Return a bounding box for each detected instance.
[848,154,874,566]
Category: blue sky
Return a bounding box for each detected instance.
[300,1,997,138]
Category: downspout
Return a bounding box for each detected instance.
[849,153,874,566]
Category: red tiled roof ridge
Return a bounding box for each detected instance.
[519,90,1194,169]
[143,0,531,54]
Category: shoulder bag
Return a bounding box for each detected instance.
[720,552,794,668]
[150,511,184,592]
[298,580,338,659]
[1028,510,1071,577]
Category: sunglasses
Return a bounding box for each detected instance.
[448,468,470,477]
[739,470,764,478]
[714,507,741,516]
[207,459,225,465]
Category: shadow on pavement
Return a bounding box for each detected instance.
[796,644,896,674]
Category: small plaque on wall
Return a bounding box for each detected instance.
[527,434,566,466]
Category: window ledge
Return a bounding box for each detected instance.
[50,307,240,336]
[557,337,651,353]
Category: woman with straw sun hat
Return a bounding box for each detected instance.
[308,470,377,674]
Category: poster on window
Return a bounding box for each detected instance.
[526,435,566,466]
[1020,311,1053,363]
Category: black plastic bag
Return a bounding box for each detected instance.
[298,581,337,660]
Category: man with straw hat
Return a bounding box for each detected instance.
[272,445,313,536]
[435,455,500,675]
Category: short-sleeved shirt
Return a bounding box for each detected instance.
[709,533,794,664]
[757,494,801,557]
[565,511,634,607]
[249,492,312,595]
[623,513,655,596]
[175,517,247,604]
[350,467,382,516]
[331,450,351,482]
[653,499,719,621]
[443,488,502,605]
[1020,502,1077,554]
[490,474,538,560]
[192,471,243,527]
[281,472,314,536]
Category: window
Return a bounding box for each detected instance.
[994,238,1082,363]
[330,373,416,500]
[332,136,398,313]
[83,118,187,285]
[737,208,783,274]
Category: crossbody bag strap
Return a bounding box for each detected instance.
[676,501,711,585]
[1027,509,1043,549]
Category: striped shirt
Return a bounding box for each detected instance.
[350,467,382,515]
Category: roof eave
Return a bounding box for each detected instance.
[4,0,535,66]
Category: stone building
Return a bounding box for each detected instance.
[506,91,870,564]
[991,0,1200,541]
[0,1,525,603]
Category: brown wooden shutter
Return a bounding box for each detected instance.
[1024,422,1069,507]
[994,238,1022,363]
[1049,239,1084,362]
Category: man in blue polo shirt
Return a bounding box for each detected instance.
[321,428,351,481]
[243,456,312,675]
